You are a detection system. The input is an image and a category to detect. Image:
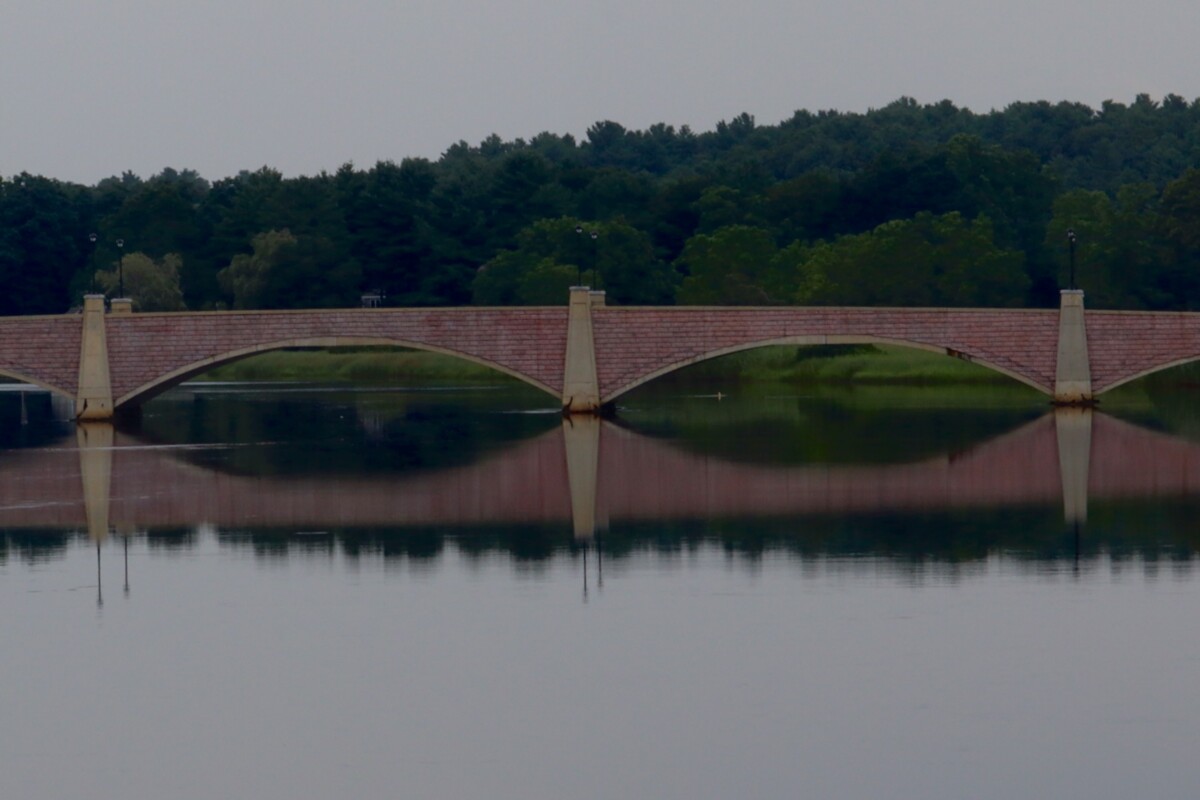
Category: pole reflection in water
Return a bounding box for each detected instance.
[579,536,605,603]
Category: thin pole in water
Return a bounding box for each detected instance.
[96,542,103,609]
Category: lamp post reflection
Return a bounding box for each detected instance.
[581,539,604,603]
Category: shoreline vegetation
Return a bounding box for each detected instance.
[195,344,1026,388]
[14,97,1200,320]
[188,345,1197,413]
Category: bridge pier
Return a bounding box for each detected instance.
[1054,290,1093,405]
[562,287,603,413]
[76,295,115,420]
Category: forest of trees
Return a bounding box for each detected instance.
[5,94,1200,315]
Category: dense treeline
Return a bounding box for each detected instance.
[5,94,1200,315]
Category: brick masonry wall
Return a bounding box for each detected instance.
[0,315,82,395]
[104,307,570,402]
[12,305,1200,408]
[1086,311,1200,392]
[592,307,1061,398]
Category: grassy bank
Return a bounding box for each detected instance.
[188,344,1200,390]
[196,344,1023,387]
[663,344,1018,386]
[199,347,514,384]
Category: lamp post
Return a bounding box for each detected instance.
[575,225,599,287]
[87,233,99,294]
[589,229,599,289]
[1067,228,1077,291]
[574,225,584,285]
[115,238,125,298]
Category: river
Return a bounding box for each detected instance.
[2,377,1200,799]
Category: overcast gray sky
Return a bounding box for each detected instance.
[4,0,1200,185]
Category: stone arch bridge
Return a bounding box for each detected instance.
[0,289,1196,419]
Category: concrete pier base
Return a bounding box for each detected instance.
[1054,290,1093,405]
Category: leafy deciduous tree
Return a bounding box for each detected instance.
[95,252,186,311]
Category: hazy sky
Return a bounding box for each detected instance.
[4,0,1200,184]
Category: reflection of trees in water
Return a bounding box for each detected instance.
[1,529,73,563]
[218,529,338,559]
[618,390,1045,466]
[144,528,198,552]
[0,392,72,450]
[192,510,1200,578]
[13,504,1200,576]
[1125,376,1200,442]
[134,391,558,477]
[219,525,560,563]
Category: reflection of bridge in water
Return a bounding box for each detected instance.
[1,410,1199,541]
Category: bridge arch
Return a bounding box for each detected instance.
[1094,354,1200,395]
[0,367,73,402]
[113,336,562,409]
[600,335,1053,404]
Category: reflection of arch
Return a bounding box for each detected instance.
[8,406,1200,536]
[1094,354,1200,395]
[0,367,72,401]
[600,335,1051,404]
[114,336,561,409]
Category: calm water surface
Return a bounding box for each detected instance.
[3,379,1200,799]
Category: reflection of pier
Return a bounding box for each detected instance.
[3,410,1200,539]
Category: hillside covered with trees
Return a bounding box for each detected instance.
[5,94,1200,315]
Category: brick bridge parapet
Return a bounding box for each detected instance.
[6,288,1200,419]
